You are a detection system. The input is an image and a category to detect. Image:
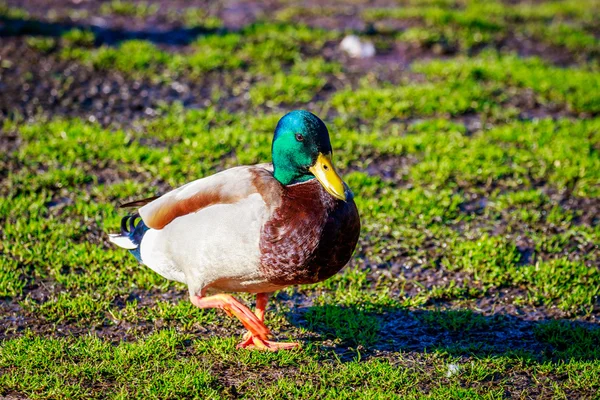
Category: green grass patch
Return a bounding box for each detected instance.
[304,305,380,346]
[61,22,339,87]
[363,0,600,56]
[2,331,599,398]
[100,0,159,18]
[332,78,510,124]
[535,321,600,360]
[414,52,600,114]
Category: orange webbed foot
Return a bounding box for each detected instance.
[237,332,301,351]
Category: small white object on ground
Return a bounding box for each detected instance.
[340,35,376,58]
[446,363,461,377]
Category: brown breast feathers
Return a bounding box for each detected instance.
[258,179,360,286]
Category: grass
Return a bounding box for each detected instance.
[362,0,600,59]
[1,0,599,398]
[3,331,600,398]
[60,22,339,81]
[99,0,159,18]
[333,52,600,125]
[413,52,600,114]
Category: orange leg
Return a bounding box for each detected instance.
[237,293,300,351]
[254,292,268,322]
[191,293,270,341]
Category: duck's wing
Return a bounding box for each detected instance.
[126,164,280,230]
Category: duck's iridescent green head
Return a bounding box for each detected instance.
[272,110,346,201]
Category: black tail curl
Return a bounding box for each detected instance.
[120,212,141,236]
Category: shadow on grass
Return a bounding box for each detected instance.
[0,16,219,45]
[288,304,600,362]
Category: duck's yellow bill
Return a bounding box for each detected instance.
[309,153,346,202]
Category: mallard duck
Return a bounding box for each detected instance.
[109,110,360,350]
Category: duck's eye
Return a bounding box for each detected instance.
[295,133,304,142]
